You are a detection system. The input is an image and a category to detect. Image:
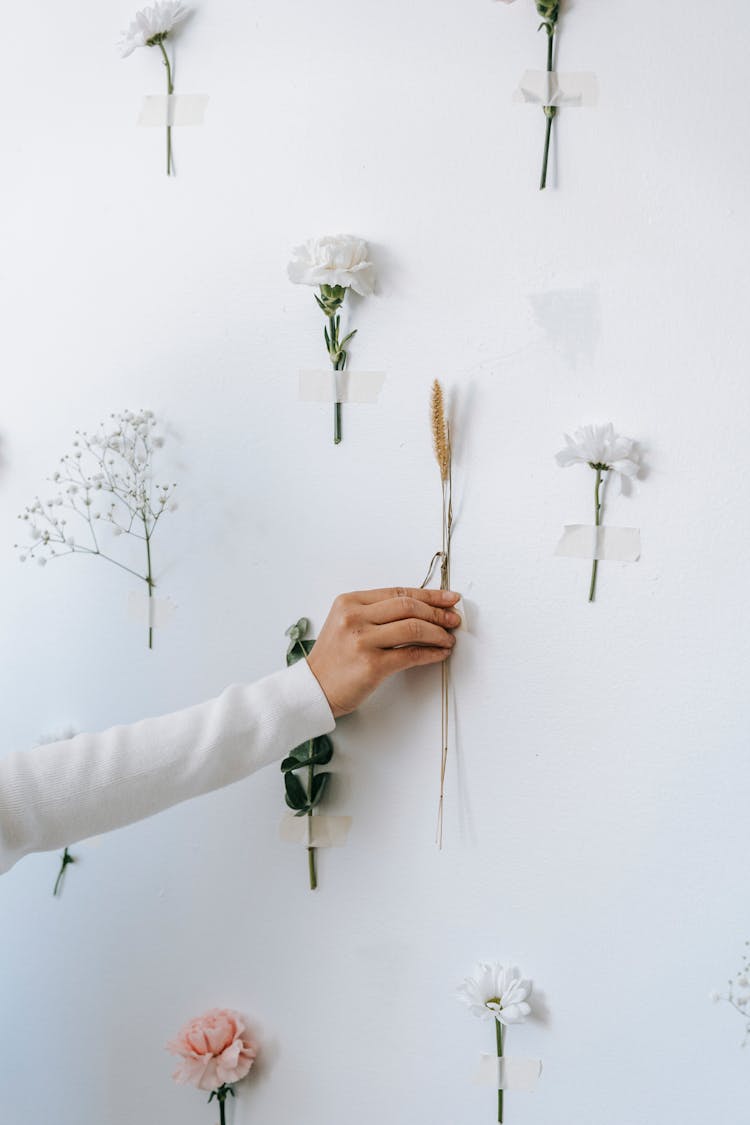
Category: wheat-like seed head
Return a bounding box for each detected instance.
[430,379,451,482]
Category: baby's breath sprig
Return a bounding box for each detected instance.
[713,941,750,1047]
[15,410,177,649]
[422,380,454,849]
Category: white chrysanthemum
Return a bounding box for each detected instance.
[119,1,189,57]
[555,423,640,480]
[287,235,376,297]
[457,963,532,1026]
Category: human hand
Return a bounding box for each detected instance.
[306,587,461,719]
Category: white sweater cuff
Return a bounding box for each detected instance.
[0,660,336,874]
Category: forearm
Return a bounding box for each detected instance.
[0,660,334,874]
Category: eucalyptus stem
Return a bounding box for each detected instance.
[496,1019,504,1124]
[589,466,603,603]
[157,39,174,176]
[308,759,317,890]
[539,23,557,190]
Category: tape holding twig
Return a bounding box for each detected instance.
[453,597,468,633]
[298,370,386,404]
[555,525,641,563]
[280,814,352,848]
[514,70,598,107]
[127,590,178,628]
[138,94,209,127]
[474,1054,542,1093]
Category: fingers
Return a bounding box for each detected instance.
[368,595,462,629]
[373,619,457,651]
[382,644,453,675]
[349,587,460,607]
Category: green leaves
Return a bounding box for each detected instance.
[285,618,313,664]
[284,768,331,815]
[535,0,559,23]
[281,735,334,773]
[315,284,347,318]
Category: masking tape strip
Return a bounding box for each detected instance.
[513,70,599,107]
[555,525,641,563]
[298,370,386,404]
[280,814,352,848]
[127,590,178,628]
[138,94,209,127]
[474,1055,542,1093]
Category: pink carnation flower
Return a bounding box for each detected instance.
[167,1009,258,1092]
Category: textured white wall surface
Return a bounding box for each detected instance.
[1,0,749,1122]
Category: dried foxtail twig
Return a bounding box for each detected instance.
[422,379,453,847]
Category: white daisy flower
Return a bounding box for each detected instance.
[457,962,532,1026]
[555,423,640,481]
[118,1,189,57]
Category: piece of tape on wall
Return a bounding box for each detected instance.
[474,1055,542,1092]
[514,70,599,107]
[555,525,641,562]
[280,814,352,848]
[298,370,386,404]
[138,95,209,126]
[127,590,178,628]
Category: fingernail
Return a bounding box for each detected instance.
[446,611,462,626]
[441,590,460,603]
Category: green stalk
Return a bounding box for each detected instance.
[540,23,557,190]
[328,314,343,445]
[53,848,75,896]
[496,1019,504,1124]
[589,466,603,603]
[157,39,174,176]
[308,755,317,890]
[144,522,154,649]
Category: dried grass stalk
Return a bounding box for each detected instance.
[424,380,454,848]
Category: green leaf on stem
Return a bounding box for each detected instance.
[284,772,309,810]
[281,735,334,773]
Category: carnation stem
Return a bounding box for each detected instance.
[496,1019,504,1124]
[157,39,174,176]
[539,23,557,191]
[328,314,344,445]
[589,466,602,603]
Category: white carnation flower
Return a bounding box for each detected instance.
[457,962,532,1026]
[287,235,375,297]
[555,423,640,483]
[118,1,189,57]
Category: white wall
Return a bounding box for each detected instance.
[1,0,749,1121]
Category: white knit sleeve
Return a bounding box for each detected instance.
[0,659,335,875]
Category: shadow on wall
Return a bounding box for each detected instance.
[528,284,601,369]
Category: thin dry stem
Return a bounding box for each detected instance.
[427,383,453,848]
